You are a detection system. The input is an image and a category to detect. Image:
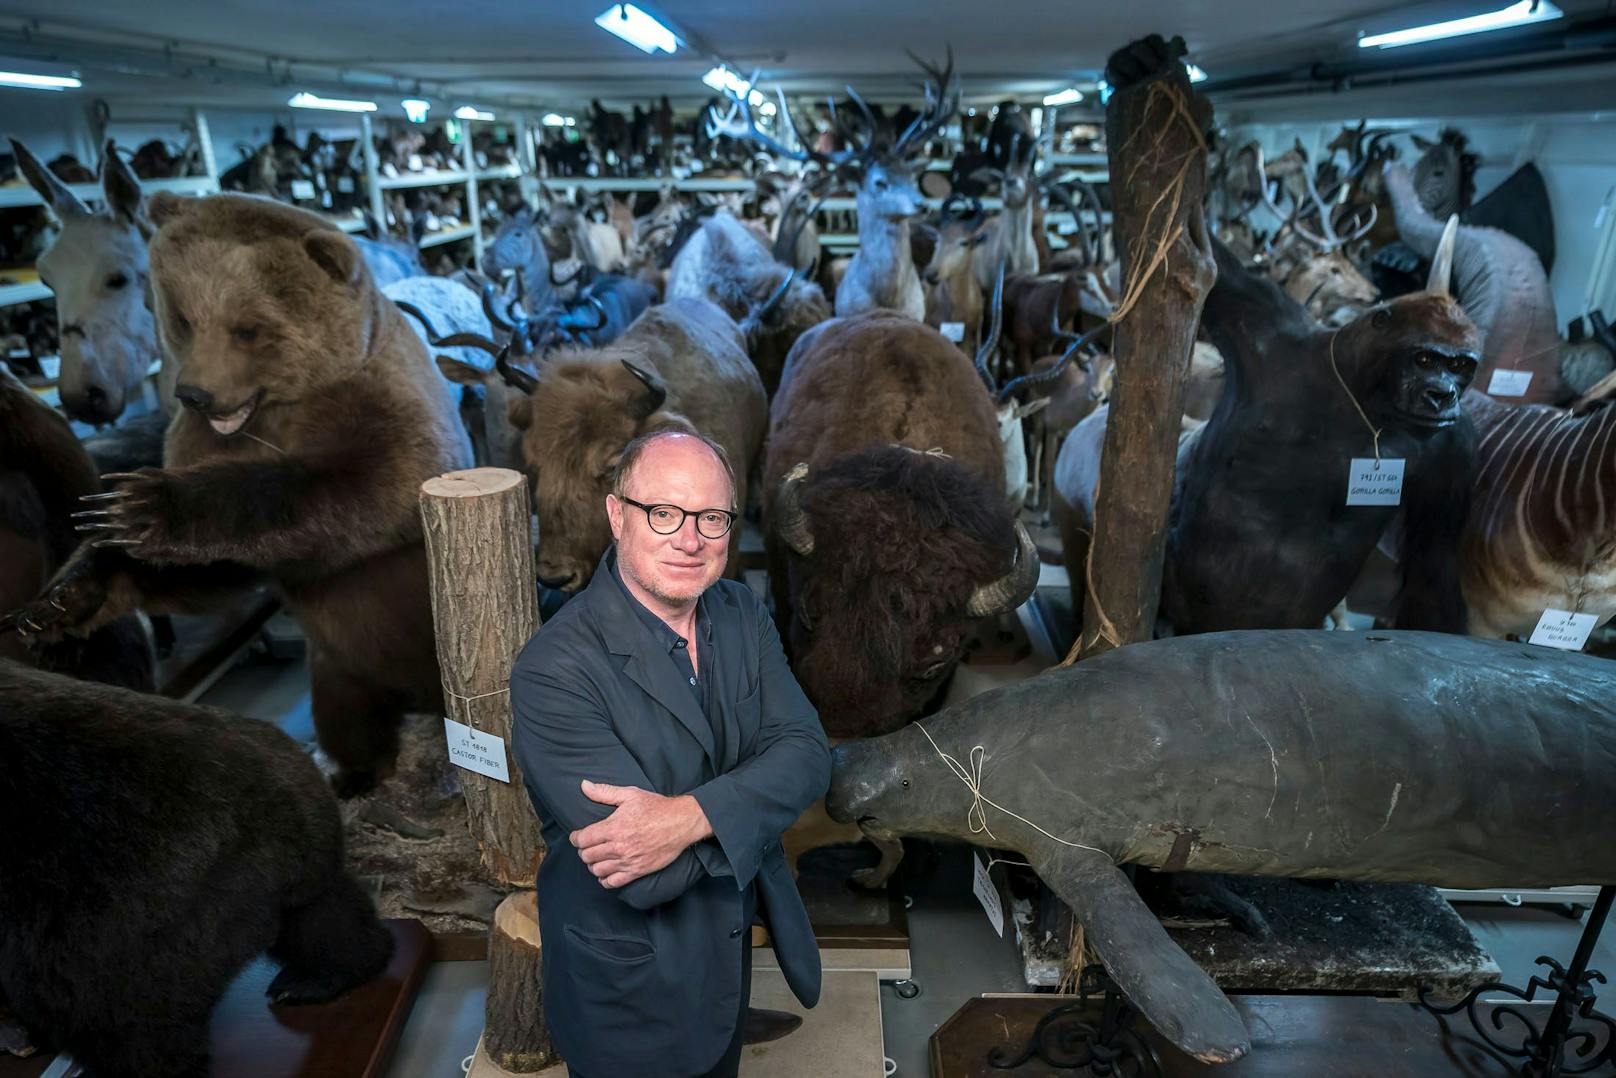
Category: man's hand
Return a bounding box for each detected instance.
[571,781,714,889]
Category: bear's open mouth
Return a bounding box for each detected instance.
[207,389,263,436]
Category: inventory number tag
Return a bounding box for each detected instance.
[1487,369,1533,397]
[444,717,511,782]
[940,322,965,342]
[1346,458,1404,506]
[972,851,1005,938]
[290,179,316,200]
[1528,609,1597,651]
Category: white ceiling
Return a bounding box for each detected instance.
[0,0,1611,117]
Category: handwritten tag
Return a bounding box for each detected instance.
[290,179,316,200]
[1346,458,1404,506]
[1488,369,1534,397]
[443,717,511,782]
[1528,609,1597,651]
[336,176,356,193]
[940,321,965,342]
[972,852,1005,937]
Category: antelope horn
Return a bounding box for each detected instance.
[756,267,797,321]
[1427,214,1458,296]
[964,519,1040,617]
[392,299,444,342]
[774,462,815,557]
[496,348,538,395]
[994,323,1107,404]
[974,259,1007,391]
[481,282,515,333]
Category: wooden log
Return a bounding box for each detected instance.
[419,466,544,886]
[482,892,559,1072]
[1073,36,1217,662]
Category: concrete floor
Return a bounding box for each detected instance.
[187,601,1616,1078]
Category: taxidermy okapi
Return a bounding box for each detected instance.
[1056,232,1480,634]
[5,194,473,797]
[0,662,394,1078]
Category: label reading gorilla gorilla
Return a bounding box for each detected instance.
[1487,369,1534,397]
[1529,609,1597,651]
[444,717,512,783]
[1346,458,1405,506]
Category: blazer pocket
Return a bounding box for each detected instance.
[565,924,656,964]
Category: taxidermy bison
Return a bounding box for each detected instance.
[5,193,472,796]
[0,661,394,1078]
[508,297,767,591]
[1056,235,1480,634]
[0,367,153,688]
[765,311,1040,738]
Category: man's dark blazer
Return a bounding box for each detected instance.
[511,549,831,1077]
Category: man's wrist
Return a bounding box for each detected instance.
[679,793,714,846]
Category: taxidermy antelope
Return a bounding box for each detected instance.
[708,50,959,320]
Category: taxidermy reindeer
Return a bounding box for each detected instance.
[708,51,959,320]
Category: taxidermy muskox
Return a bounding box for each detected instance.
[0,661,393,1078]
[828,629,1616,1065]
[508,297,767,591]
[765,310,1040,739]
[5,193,472,796]
[1056,236,1480,634]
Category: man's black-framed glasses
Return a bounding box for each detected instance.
[619,496,737,539]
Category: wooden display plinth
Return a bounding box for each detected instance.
[1,919,430,1078]
[930,993,1550,1076]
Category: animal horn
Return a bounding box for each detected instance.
[964,520,1040,617]
[496,349,538,395]
[1427,214,1458,296]
[621,360,667,419]
[994,323,1107,404]
[774,462,815,557]
[392,299,444,342]
[481,282,515,333]
[756,267,797,322]
[974,260,1007,390]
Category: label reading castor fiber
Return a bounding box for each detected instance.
[972,851,1005,938]
[1528,609,1597,651]
[444,717,511,782]
[1346,458,1404,506]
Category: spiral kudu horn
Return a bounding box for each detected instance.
[964,519,1040,617]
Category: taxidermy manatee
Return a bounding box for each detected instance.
[826,630,1616,1064]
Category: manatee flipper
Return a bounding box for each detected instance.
[1034,848,1250,1064]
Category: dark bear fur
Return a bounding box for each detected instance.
[0,660,393,1078]
[0,367,153,689]
[6,194,472,794]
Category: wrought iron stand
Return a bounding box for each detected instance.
[1419,884,1615,1076]
[988,965,1163,1076]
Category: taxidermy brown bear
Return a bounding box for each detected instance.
[0,661,394,1078]
[5,193,471,795]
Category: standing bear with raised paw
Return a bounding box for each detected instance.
[7,193,472,796]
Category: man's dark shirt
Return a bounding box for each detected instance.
[611,557,715,739]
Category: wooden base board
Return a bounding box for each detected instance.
[930,993,1554,1076]
[1,919,430,1078]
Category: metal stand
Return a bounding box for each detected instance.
[988,965,1162,1076]
[1419,884,1615,1076]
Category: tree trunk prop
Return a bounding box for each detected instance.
[420,467,556,1072]
[1070,36,1217,664]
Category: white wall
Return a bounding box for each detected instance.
[1224,111,1616,325]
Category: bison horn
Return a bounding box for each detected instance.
[1427,213,1458,296]
[496,349,538,395]
[964,520,1040,618]
[621,360,667,419]
[774,462,815,557]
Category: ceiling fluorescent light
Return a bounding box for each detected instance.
[1042,88,1084,107]
[595,4,679,55]
[401,99,431,123]
[288,92,377,113]
[455,106,495,121]
[1185,63,1209,82]
[0,71,82,91]
[542,113,577,127]
[1358,0,1562,49]
[702,66,776,116]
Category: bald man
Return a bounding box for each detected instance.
[511,430,831,1078]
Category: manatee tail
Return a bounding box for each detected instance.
[1034,848,1250,1064]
